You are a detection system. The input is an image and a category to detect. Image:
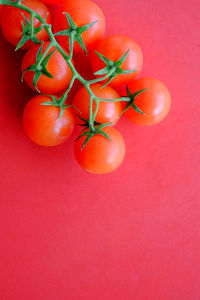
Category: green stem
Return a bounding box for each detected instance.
[59,75,76,106]
[88,74,110,85]
[69,32,75,60]
[94,96,130,102]
[37,42,54,65]
[30,13,34,37]
[89,95,95,132]
[93,100,99,122]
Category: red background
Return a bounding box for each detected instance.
[0,0,200,299]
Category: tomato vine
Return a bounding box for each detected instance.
[0,0,144,147]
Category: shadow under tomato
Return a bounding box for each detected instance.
[0,35,35,118]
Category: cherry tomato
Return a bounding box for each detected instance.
[21,41,73,94]
[124,77,171,125]
[1,0,51,49]
[53,0,106,53]
[90,35,143,87]
[73,84,122,125]
[23,95,75,146]
[74,126,126,174]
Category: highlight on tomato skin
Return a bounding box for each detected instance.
[72,84,122,125]
[124,77,171,126]
[90,35,143,87]
[53,0,106,53]
[74,126,126,174]
[23,95,75,146]
[21,42,73,94]
[1,0,52,49]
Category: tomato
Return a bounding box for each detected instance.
[21,41,73,94]
[90,35,143,87]
[23,95,75,146]
[73,84,122,125]
[1,0,51,49]
[124,78,171,125]
[53,0,106,53]
[74,126,126,174]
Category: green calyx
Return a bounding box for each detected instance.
[75,121,113,150]
[21,43,56,93]
[54,12,97,55]
[41,95,72,119]
[15,12,48,51]
[75,114,101,132]
[121,86,147,116]
[94,50,135,88]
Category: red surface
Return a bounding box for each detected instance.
[0,0,199,299]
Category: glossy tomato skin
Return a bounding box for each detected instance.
[125,77,171,125]
[1,0,51,49]
[53,0,106,53]
[21,42,73,94]
[23,95,75,146]
[73,84,122,125]
[90,35,143,87]
[74,127,126,174]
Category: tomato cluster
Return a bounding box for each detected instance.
[0,0,171,174]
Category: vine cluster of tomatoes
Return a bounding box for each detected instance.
[0,0,171,174]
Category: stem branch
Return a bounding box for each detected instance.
[59,75,77,106]
[38,42,54,65]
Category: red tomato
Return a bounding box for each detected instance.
[73,84,122,125]
[1,0,51,49]
[21,41,73,94]
[90,35,143,87]
[23,95,75,146]
[74,126,126,174]
[124,78,171,125]
[53,0,106,53]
